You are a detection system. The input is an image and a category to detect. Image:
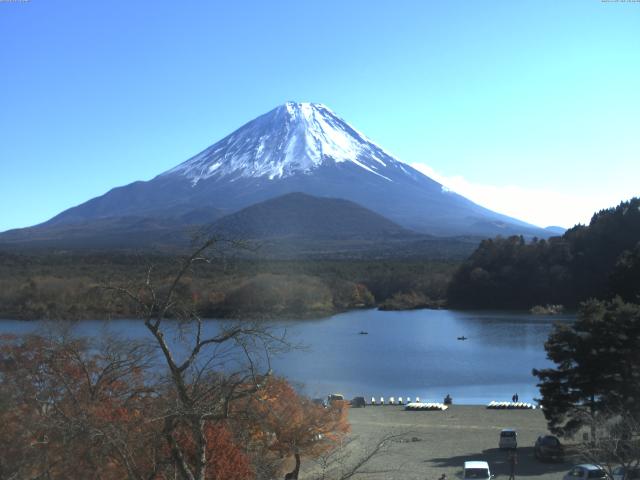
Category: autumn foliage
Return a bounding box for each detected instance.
[169,422,253,480]
[0,334,349,480]
[245,378,350,456]
[0,334,159,479]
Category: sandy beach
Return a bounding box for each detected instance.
[303,405,576,480]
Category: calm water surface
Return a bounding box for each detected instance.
[0,309,573,405]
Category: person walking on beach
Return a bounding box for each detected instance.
[508,449,518,480]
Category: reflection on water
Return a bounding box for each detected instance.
[0,309,573,405]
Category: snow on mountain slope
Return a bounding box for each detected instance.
[4,101,553,242]
[164,102,413,184]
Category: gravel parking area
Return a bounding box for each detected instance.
[302,405,576,480]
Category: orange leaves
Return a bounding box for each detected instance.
[0,336,351,480]
[0,334,256,479]
[170,422,254,480]
[0,334,158,480]
[243,377,350,458]
[204,423,254,480]
[232,377,352,477]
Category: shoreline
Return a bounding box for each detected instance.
[0,305,575,322]
[303,404,574,480]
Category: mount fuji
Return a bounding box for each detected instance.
[1,102,550,250]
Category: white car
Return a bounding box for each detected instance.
[498,428,517,449]
[464,461,492,480]
[563,464,607,480]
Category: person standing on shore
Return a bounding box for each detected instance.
[508,449,518,480]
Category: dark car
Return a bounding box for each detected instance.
[351,396,366,408]
[562,464,607,480]
[534,435,563,461]
[613,466,640,480]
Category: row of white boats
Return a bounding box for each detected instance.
[405,402,449,411]
[362,398,535,410]
[368,397,449,410]
[486,401,536,409]
[370,396,421,405]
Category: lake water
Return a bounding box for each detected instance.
[0,309,573,405]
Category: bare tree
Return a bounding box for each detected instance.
[309,432,408,480]
[1,235,404,480]
[107,237,289,480]
[577,407,640,480]
[0,331,159,480]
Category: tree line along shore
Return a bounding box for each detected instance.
[1,198,639,320]
[0,253,454,320]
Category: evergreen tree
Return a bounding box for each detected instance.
[533,298,640,439]
[448,197,640,309]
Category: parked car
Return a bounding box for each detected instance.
[499,428,517,449]
[351,396,366,408]
[464,461,492,480]
[327,393,344,405]
[613,466,640,480]
[534,435,563,461]
[563,464,607,480]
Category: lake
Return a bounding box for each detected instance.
[0,309,573,405]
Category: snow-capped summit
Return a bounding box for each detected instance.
[164,102,409,184]
[15,102,551,241]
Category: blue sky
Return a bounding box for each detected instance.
[1,0,639,231]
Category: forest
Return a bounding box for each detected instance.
[0,251,456,320]
[447,198,640,309]
[3,198,639,320]
[0,240,372,480]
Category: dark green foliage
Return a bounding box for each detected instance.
[610,243,640,303]
[448,198,640,309]
[212,192,411,240]
[0,193,481,259]
[533,298,640,437]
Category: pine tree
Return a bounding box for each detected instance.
[533,298,640,438]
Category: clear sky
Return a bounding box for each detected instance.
[1,0,639,231]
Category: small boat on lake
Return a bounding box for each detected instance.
[457,336,467,340]
[359,331,369,335]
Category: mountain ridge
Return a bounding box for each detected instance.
[1,102,553,249]
[0,192,481,259]
[211,192,415,240]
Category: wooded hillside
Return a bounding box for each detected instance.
[448,198,640,309]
